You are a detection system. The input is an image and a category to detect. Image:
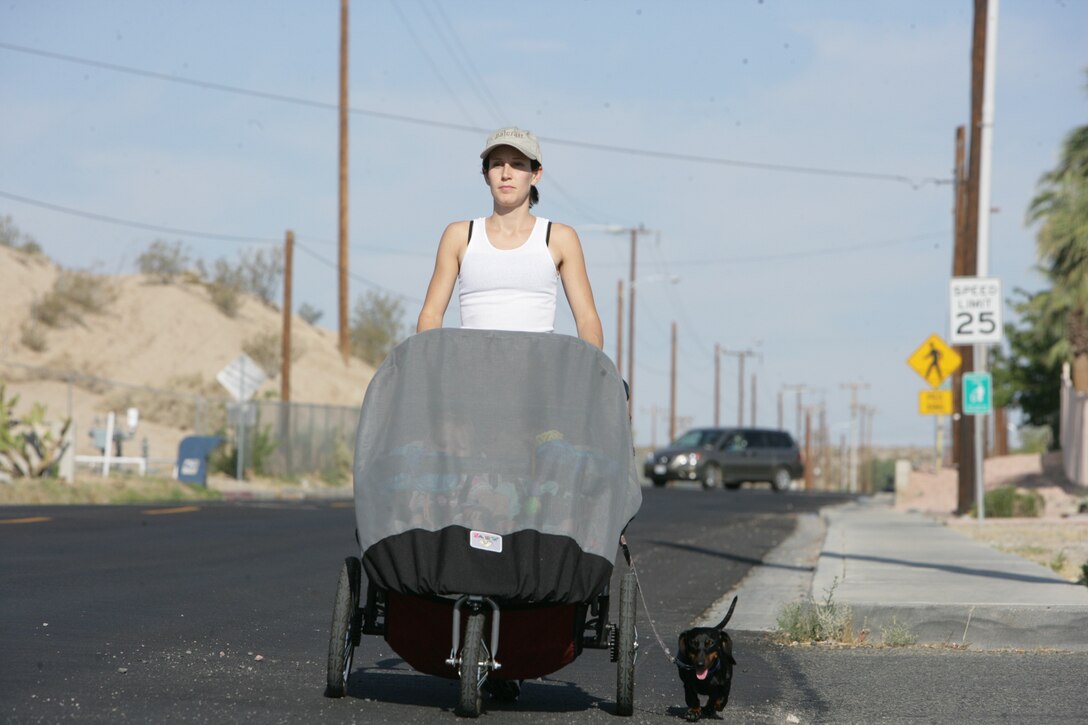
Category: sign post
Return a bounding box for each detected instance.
[217,353,267,480]
[908,334,961,478]
[951,276,1004,522]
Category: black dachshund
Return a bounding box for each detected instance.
[676,596,737,721]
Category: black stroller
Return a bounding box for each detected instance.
[324,328,643,717]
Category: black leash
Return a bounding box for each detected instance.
[619,535,697,670]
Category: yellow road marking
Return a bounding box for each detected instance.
[330,502,353,509]
[0,516,52,525]
[141,506,201,516]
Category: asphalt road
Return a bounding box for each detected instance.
[3,487,1087,723]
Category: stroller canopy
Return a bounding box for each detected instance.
[353,329,642,604]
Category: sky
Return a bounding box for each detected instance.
[2,0,1086,449]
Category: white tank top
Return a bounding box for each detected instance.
[459,216,558,332]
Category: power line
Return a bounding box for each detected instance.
[295,241,423,305]
[0,189,280,244]
[418,0,505,124]
[387,0,479,127]
[0,41,950,187]
[0,188,435,259]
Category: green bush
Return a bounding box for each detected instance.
[974,486,1045,518]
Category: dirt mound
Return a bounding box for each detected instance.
[894,451,1088,519]
[0,245,376,465]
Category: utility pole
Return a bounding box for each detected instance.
[841,382,870,493]
[616,279,624,378]
[803,406,814,490]
[858,404,871,493]
[781,384,808,442]
[956,0,996,515]
[281,230,294,403]
[973,0,999,522]
[777,389,784,430]
[951,125,968,469]
[719,347,756,426]
[280,229,294,477]
[337,0,350,364]
[643,404,664,448]
[819,401,830,490]
[610,224,651,414]
[669,321,678,443]
[750,372,757,426]
[714,344,721,426]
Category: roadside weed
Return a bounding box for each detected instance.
[880,619,918,647]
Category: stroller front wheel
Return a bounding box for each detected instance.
[325,557,361,698]
[456,611,488,717]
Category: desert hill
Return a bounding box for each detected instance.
[0,244,376,469]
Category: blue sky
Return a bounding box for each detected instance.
[2,1,1086,448]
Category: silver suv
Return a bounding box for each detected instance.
[644,427,803,491]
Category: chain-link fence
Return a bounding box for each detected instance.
[1,359,359,481]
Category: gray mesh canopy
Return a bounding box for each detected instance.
[353,328,642,604]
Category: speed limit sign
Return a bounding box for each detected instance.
[949,277,1003,345]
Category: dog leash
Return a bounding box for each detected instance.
[619,535,696,670]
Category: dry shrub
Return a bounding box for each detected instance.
[242,331,305,380]
[102,374,228,431]
[137,240,191,284]
[19,320,47,352]
[32,269,116,328]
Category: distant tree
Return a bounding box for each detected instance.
[1026,72,1088,390]
[991,288,1064,447]
[350,290,405,365]
[238,247,283,308]
[298,302,323,326]
[206,258,244,318]
[0,215,43,255]
[136,239,190,283]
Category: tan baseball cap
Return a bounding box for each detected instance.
[480,127,542,163]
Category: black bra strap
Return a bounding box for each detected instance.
[546,221,553,246]
[467,219,474,245]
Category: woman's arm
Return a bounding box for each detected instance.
[552,223,604,348]
[416,221,469,333]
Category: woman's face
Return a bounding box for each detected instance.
[484,146,540,207]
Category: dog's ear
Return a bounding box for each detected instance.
[677,632,688,653]
[726,653,737,665]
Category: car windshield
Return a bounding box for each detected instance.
[670,429,720,448]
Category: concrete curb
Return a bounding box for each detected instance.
[846,603,1088,651]
[710,499,1088,652]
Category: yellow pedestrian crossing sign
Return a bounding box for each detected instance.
[907,334,961,388]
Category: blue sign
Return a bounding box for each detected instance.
[962,372,993,416]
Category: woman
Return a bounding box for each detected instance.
[416,127,604,348]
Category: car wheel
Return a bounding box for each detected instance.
[650,476,667,487]
[772,467,792,492]
[702,464,722,489]
[724,482,741,490]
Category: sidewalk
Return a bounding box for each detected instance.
[704,495,1088,651]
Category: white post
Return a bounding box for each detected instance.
[102,412,115,478]
[974,0,999,522]
[237,357,246,481]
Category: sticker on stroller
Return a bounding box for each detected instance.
[469,530,503,553]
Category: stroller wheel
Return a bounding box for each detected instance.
[325,557,361,698]
[615,570,637,716]
[456,612,488,717]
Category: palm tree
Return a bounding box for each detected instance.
[1026,74,1088,391]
